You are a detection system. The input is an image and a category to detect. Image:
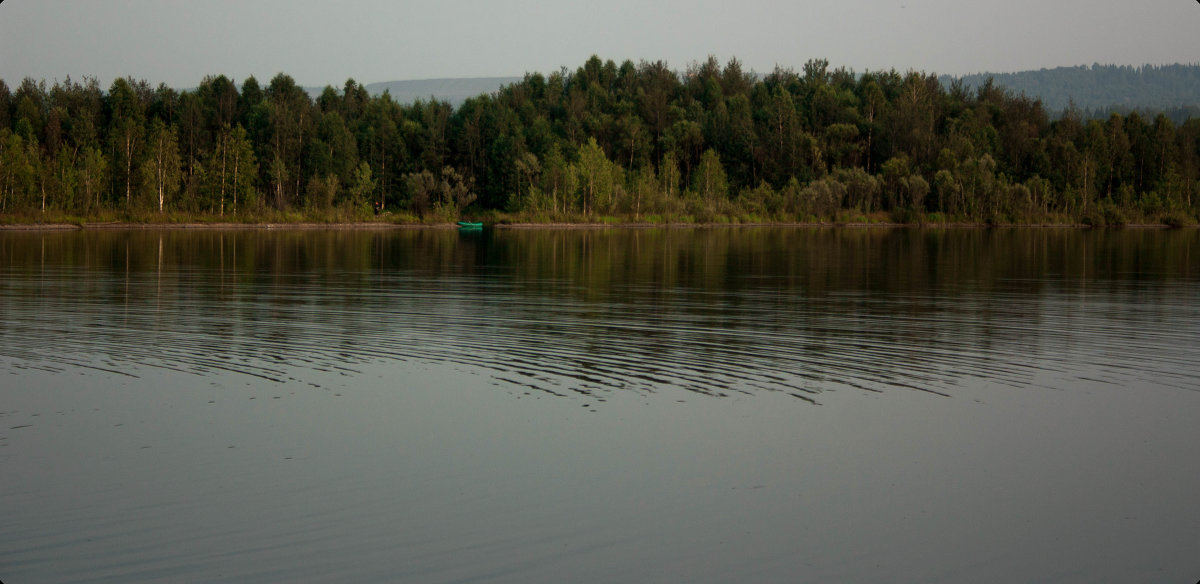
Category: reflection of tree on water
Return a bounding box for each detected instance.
[1,228,1197,400]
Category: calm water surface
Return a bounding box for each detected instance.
[1,227,1198,583]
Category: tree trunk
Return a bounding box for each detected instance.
[232,149,240,215]
[125,133,134,208]
[157,142,165,213]
[219,134,227,216]
[380,151,387,211]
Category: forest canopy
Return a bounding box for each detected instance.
[1,56,1198,226]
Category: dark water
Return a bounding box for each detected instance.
[1,227,1197,583]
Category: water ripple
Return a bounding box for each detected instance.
[3,262,1198,405]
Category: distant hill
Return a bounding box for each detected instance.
[365,77,520,106]
[942,63,1200,119]
[310,63,1200,120]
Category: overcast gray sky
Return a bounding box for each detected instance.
[2,0,1198,89]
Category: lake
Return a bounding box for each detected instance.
[1,226,1198,583]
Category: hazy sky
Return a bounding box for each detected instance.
[2,0,1198,89]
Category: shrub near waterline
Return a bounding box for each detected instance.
[1160,212,1195,228]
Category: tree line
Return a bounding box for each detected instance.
[1,56,1198,225]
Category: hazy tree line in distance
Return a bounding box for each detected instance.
[1,56,1198,226]
[943,63,1200,121]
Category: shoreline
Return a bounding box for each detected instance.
[0,222,452,231]
[487,221,1177,230]
[0,220,1184,231]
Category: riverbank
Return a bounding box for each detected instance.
[487,221,1177,229]
[3,207,1194,230]
[0,221,450,231]
[0,219,1184,231]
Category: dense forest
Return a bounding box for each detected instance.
[1,56,1198,226]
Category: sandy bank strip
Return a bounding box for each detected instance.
[0,221,1181,231]
[492,222,850,230]
[488,221,1175,229]
[0,222,456,231]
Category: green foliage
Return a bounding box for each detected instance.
[1160,212,1194,228]
[140,119,182,212]
[436,166,476,216]
[349,162,376,209]
[307,174,339,211]
[402,167,475,219]
[693,149,729,203]
[2,57,1200,226]
[576,138,617,215]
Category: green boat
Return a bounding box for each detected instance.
[456,221,483,229]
